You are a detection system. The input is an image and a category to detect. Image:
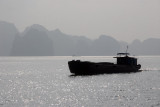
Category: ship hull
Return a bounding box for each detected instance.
[68,60,141,75]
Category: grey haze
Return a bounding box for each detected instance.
[0,21,160,56]
[0,0,160,42]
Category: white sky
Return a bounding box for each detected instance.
[0,0,160,42]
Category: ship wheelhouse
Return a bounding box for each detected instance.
[114,53,138,66]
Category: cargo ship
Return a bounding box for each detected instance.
[68,53,141,75]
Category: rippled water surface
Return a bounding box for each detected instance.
[0,56,160,107]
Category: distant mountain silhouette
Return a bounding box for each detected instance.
[48,29,93,56]
[48,29,75,55]
[0,21,18,56]
[11,28,53,56]
[91,35,120,55]
[0,21,159,56]
[129,38,160,55]
[73,36,92,56]
[23,24,49,35]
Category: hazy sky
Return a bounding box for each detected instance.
[0,0,160,42]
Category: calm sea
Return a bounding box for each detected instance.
[0,56,160,107]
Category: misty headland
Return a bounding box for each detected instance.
[0,21,160,56]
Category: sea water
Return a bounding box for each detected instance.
[0,56,160,107]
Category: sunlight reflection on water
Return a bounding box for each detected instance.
[0,56,160,107]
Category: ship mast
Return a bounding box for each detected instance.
[126,46,128,56]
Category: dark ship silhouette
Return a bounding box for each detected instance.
[68,53,141,75]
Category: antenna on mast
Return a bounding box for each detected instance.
[126,45,128,54]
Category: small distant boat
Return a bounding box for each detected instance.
[68,53,141,75]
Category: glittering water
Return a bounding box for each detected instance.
[0,56,160,107]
